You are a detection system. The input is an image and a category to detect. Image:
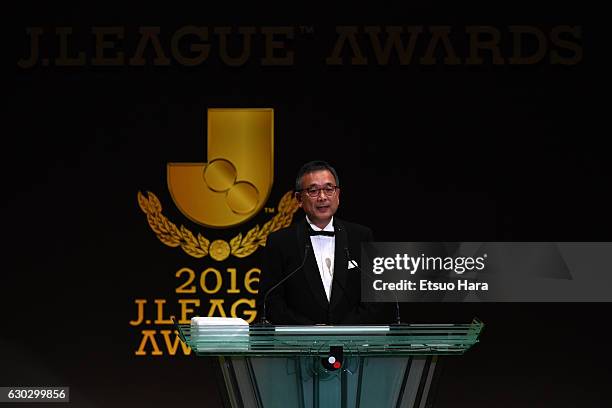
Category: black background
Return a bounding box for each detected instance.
[6,3,611,407]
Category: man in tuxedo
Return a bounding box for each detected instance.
[257,160,391,325]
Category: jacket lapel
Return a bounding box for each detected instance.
[329,218,349,310]
[296,219,330,311]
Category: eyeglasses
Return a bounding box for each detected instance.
[298,185,339,198]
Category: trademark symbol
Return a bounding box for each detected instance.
[298,25,315,35]
[264,207,275,214]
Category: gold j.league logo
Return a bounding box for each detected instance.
[138,108,299,261]
[168,108,274,228]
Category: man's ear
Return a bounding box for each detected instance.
[295,191,303,207]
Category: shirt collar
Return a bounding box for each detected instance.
[305,216,334,232]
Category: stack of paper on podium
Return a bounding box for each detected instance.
[190,317,249,353]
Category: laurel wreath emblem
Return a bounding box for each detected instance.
[137,190,299,261]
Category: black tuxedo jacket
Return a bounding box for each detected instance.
[257,217,392,325]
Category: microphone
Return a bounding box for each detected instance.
[258,243,311,325]
[344,246,402,325]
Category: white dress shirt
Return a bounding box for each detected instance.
[306,216,335,302]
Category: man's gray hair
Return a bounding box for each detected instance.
[294,160,340,192]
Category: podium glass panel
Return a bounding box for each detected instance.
[177,319,483,408]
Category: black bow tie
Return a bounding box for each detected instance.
[309,230,335,237]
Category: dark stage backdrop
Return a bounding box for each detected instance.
[6,3,611,407]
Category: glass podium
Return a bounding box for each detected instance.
[176,319,483,408]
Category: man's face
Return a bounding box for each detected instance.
[296,169,340,228]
